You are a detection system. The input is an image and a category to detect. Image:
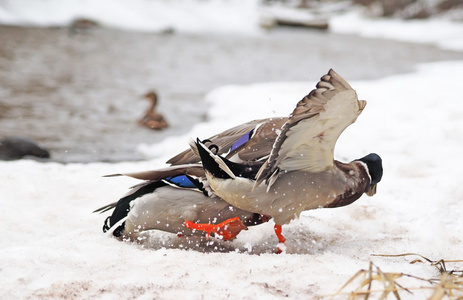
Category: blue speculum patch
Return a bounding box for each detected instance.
[165,175,197,188]
[230,130,253,151]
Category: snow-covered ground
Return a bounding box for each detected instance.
[330,10,463,51]
[1,1,463,299]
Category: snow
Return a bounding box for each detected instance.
[330,10,463,51]
[0,0,261,34]
[2,0,463,50]
[1,1,463,299]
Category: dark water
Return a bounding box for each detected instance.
[1,24,463,162]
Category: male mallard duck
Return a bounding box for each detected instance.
[194,69,383,253]
[95,117,289,240]
[138,91,169,130]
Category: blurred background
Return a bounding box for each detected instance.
[1,0,462,163]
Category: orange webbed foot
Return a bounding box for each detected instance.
[274,224,286,254]
[183,217,247,240]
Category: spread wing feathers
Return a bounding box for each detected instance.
[103,164,205,181]
[256,69,366,187]
[166,118,272,165]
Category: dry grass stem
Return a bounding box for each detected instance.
[330,253,462,300]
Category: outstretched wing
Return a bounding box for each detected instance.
[256,69,366,186]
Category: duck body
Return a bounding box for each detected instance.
[105,183,263,240]
[138,112,169,130]
[201,160,371,226]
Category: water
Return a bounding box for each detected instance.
[1,24,463,162]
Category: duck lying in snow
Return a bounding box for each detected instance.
[94,117,284,240]
[96,69,382,252]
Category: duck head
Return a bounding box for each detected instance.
[357,153,383,196]
[144,91,158,106]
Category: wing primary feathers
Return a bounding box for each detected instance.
[93,202,118,213]
[255,68,364,186]
[102,174,123,178]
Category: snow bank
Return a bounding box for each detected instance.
[0,0,260,34]
[330,10,463,51]
[1,61,462,298]
[2,0,463,51]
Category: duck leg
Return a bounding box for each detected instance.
[274,224,287,254]
[184,217,247,240]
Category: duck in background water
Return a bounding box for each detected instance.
[138,91,169,130]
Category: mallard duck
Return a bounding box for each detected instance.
[194,69,383,253]
[95,117,288,241]
[138,91,169,130]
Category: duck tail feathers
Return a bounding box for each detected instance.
[195,138,236,180]
[93,202,118,214]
